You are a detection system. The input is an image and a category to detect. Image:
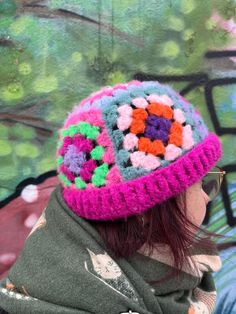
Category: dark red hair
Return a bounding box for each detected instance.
[89,190,229,283]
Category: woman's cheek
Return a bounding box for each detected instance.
[185,185,207,226]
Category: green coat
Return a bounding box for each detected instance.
[0,185,221,314]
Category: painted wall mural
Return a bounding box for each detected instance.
[0,0,236,311]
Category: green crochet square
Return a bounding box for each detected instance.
[75,177,86,189]
[57,156,64,165]
[94,163,109,176]
[69,125,79,137]
[90,146,104,160]
[92,173,105,187]
[61,129,69,137]
[78,122,100,140]
[87,127,100,140]
[59,174,71,187]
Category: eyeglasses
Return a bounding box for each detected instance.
[201,166,226,201]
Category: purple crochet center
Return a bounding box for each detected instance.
[59,134,93,157]
[62,133,222,221]
[165,89,208,138]
[144,115,171,143]
[64,145,86,175]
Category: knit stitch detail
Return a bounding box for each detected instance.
[62,133,222,220]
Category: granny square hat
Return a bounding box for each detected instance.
[56,80,222,221]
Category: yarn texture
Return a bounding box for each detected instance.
[56,80,222,220]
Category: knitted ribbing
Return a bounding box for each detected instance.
[61,132,221,220]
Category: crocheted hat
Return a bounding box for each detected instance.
[56,80,222,221]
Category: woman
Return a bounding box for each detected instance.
[0,80,228,314]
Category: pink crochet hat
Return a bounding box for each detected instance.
[56,80,222,221]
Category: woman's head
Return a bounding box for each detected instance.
[56,79,228,280]
[89,171,225,282]
[56,81,227,280]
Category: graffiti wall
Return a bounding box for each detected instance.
[0,0,236,309]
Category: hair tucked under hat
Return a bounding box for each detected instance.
[56,80,222,221]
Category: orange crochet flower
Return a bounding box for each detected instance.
[147,103,173,120]
[162,105,173,119]
[132,108,148,120]
[138,137,166,156]
[130,119,146,134]
[170,121,183,135]
[147,103,163,116]
[168,121,183,146]
[168,133,183,146]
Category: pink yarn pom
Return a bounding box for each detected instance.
[146,94,161,103]
[117,104,133,130]
[102,147,115,164]
[182,125,195,150]
[173,108,186,123]
[132,97,148,109]
[164,144,182,161]
[130,151,161,170]
[117,116,132,131]
[123,133,138,150]
[106,165,123,185]
[146,94,173,107]
[159,95,173,107]
[143,154,161,170]
[130,151,145,168]
[117,104,132,116]
[183,138,195,150]
[97,129,111,146]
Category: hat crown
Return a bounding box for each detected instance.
[57,80,209,190]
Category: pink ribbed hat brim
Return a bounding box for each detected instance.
[62,132,222,221]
